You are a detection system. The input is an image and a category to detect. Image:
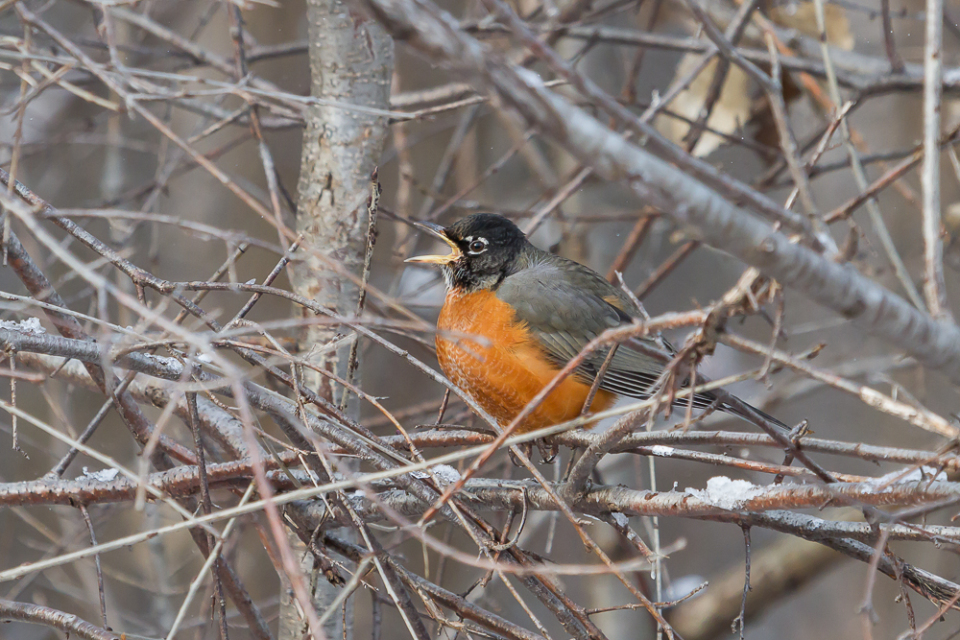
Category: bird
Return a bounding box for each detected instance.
[406,213,790,435]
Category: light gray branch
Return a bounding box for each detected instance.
[923,0,952,320]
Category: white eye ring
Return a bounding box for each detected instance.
[467,237,488,254]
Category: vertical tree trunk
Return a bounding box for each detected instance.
[282,2,393,639]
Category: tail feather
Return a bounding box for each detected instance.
[674,385,791,434]
[595,363,794,435]
[718,393,792,435]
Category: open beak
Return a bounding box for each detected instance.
[405,220,461,264]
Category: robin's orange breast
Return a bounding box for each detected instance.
[436,289,615,434]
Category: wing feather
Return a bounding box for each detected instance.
[496,255,719,404]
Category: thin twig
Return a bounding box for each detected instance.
[922,0,952,320]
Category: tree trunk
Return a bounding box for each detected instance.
[282,2,393,638]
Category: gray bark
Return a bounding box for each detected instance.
[284,1,393,639]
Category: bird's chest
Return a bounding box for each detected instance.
[435,289,598,429]
[436,290,529,377]
[435,290,532,418]
[437,289,526,346]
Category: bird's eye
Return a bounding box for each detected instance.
[468,238,487,254]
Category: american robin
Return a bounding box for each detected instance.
[407,213,788,435]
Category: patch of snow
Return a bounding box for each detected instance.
[649,445,675,457]
[151,356,181,369]
[608,512,630,528]
[686,476,763,510]
[0,317,45,334]
[81,467,120,482]
[665,575,707,602]
[411,464,461,486]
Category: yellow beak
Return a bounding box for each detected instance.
[405,220,461,264]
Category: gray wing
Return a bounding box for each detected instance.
[496,255,713,405]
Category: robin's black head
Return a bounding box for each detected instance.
[406,213,528,291]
